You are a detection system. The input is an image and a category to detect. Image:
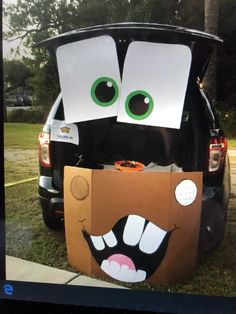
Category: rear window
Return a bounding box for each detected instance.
[54,101,65,120]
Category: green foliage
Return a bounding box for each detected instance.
[217,110,236,138]
[7,109,25,122]
[3,0,204,112]
[177,0,204,29]
[26,56,60,109]
[3,0,236,112]
[7,108,45,123]
[4,58,33,92]
[218,0,236,109]
[127,0,204,28]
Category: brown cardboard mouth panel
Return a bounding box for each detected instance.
[82,214,178,282]
[64,166,203,284]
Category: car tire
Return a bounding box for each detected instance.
[198,199,226,258]
[42,209,64,230]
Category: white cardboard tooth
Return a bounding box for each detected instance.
[139,222,166,254]
[136,270,147,282]
[101,259,109,272]
[123,215,145,246]
[90,235,105,251]
[110,261,120,273]
[103,230,117,247]
[101,259,147,283]
[120,264,129,271]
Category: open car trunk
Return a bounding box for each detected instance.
[51,88,209,191]
[38,23,220,190]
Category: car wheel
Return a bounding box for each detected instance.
[198,199,226,258]
[42,209,64,230]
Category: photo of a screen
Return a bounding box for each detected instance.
[1,2,236,313]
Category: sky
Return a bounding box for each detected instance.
[3,0,24,58]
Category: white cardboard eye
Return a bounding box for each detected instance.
[175,180,197,206]
[117,42,192,129]
[56,36,121,123]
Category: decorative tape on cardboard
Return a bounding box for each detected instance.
[64,166,202,284]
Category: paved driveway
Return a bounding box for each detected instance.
[228,149,236,195]
[227,149,236,247]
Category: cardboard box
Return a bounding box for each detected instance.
[64,166,202,284]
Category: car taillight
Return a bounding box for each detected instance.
[208,136,227,173]
[39,131,51,168]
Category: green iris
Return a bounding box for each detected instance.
[125,90,154,120]
[91,77,119,107]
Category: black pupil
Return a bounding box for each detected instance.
[95,81,115,103]
[128,94,149,116]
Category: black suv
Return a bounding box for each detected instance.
[38,23,230,256]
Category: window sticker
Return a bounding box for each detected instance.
[117,42,192,129]
[56,36,121,123]
[50,119,79,145]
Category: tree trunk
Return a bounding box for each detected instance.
[204,0,220,103]
[4,103,8,122]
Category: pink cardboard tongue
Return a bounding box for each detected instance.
[107,254,136,270]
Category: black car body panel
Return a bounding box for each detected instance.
[37,22,222,81]
[37,23,230,255]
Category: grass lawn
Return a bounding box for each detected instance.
[228,139,236,149]
[4,123,43,150]
[4,123,43,183]
[4,123,236,296]
[5,179,236,296]
[4,123,74,272]
[5,181,73,271]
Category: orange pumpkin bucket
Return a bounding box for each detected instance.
[114,160,145,171]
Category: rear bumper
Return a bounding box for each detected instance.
[38,176,64,216]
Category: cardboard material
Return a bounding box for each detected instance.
[56,36,121,123]
[64,166,202,284]
[117,42,192,129]
[56,37,191,129]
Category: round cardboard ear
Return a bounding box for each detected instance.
[175,179,197,206]
[70,176,89,200]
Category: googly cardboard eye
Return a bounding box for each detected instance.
[56,36,121,123]
[125,90,154,120]
[91,77,119,107]
[117,41,192,129]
